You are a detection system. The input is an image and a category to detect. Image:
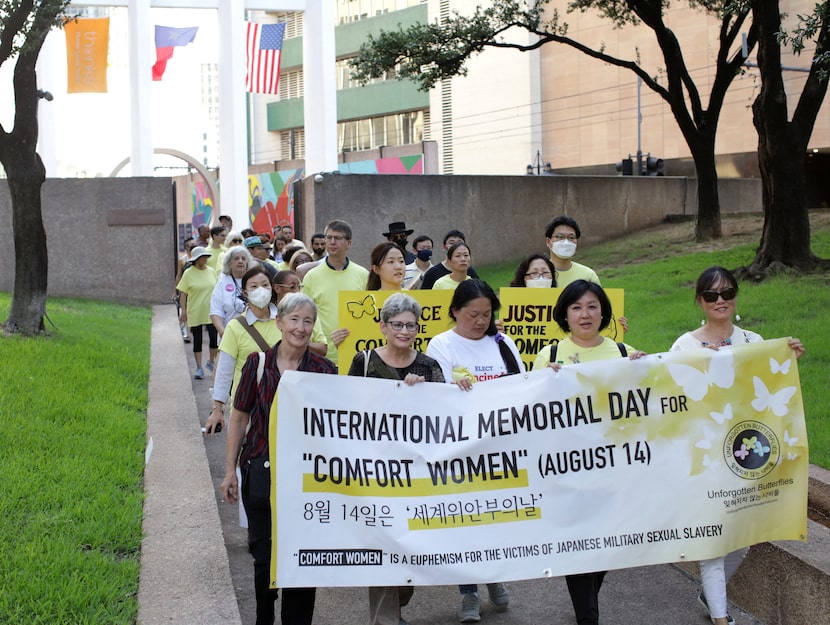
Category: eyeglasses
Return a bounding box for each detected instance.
[701,287,737,303]
[525,271,553,279]
[552,234,577,242]
[325,234,347,242]
[276,283,302,290]
[230,239,243,244]
[387,321,418,332]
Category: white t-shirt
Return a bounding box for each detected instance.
[426,329,525,384]
[671,325,763,351]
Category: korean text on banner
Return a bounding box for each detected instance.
[65,18,109,93]
[246,22,285,94]
[270,338,807,588]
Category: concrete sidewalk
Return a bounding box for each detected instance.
[138,306,242,625]
[139,305,772,625]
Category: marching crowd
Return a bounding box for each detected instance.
[174,214,805,625]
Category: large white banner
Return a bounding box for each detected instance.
[270,338,807,587]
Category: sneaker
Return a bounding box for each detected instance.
[698,591,735,625]
[457,592,481,623]
[486,583,509,611]
[205,360,215,373]
[194,367,204,380]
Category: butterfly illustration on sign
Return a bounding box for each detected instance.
[346,294,377,319]
[667,349,734,401]
[750,377,796,417]
[769,356,792,375]
[783,429,799,461]
[710,403,733,425]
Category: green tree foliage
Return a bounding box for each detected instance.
[351,0,756,242]
[0,0,70,334]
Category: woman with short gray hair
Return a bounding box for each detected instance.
[210,245,254,337]
[347,292,444,625]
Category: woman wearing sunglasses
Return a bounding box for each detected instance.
[670,266,804,625]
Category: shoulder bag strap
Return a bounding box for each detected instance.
[548,342,558,365]
[236,314,272,352]
[616,342,628,357]
[496,335,521,376]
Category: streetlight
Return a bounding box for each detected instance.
[526,150,553,175]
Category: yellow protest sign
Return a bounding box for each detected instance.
[336,290,453,374]
[499,287,625,370]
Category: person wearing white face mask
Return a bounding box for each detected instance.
[205,266,281,437]
[545,216,600,288]
[509,254,557,289]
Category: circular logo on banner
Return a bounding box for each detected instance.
[723,421,780,479]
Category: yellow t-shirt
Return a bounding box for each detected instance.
[176,266,218,326]
[533,336,636,369]
[432,274,470,290]
[220,316,283,397]
[553,261,600,288]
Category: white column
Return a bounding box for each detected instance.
[36,31,59,177]
[218,0,249,228]
[302,1,338,175]
[128,0,153,176]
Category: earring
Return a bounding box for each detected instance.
[701,319,705,326]
[735,312,742,322]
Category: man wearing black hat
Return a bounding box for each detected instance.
[383,221,416,264]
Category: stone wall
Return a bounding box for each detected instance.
[302,174,761,269]
[0,177,175,304]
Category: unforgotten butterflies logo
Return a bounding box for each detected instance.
[723,420,780,479]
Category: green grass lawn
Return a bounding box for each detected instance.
[0,297,151,625]
[479,211,830,468]
[0,212,826,622]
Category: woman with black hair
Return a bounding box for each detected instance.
[509,253,557,288]
[533,279,642,368]
[533,279,645,625]
[426,279,521,622]
[671,266,804,625]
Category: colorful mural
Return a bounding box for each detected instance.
[338,154,424,175]
[248,169,304,233]
[191,180,214,228]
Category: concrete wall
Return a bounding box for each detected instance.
[302,173,762,270]
[0,177,175,304]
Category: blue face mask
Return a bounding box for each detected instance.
[416,249,433,262]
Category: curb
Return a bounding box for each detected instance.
[137,305,242,625]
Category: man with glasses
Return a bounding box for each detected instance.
[545,216,600,288]
[302,220,369,367]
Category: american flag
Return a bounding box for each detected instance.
[246,22,285,94]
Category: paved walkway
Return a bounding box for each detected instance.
[138,305,764,625]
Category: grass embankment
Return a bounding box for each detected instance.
[479,211,830,468]
[0,298,151,624]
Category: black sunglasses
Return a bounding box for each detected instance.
[701,287,737,303]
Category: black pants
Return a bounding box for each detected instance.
[565,571,606,625]
[243,458,316,625]
[190,323,218,354]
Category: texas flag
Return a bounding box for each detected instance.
[152,25,198,80]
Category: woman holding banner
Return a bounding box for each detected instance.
[348,293,444,625]
[534,279,646,625]
[671,266,804,625]
[426,279,521,622]
[221,293,336,625]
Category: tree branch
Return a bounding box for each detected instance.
[0,0,35,67]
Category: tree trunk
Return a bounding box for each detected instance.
[749,122,817,275]
[689,135,722,242]
[4,149,47,334]
[745,0,829,278]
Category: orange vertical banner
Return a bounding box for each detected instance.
[65,18,109,93]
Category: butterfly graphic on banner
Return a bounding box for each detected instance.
[346,295,377,319]
[667,349,734,401]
